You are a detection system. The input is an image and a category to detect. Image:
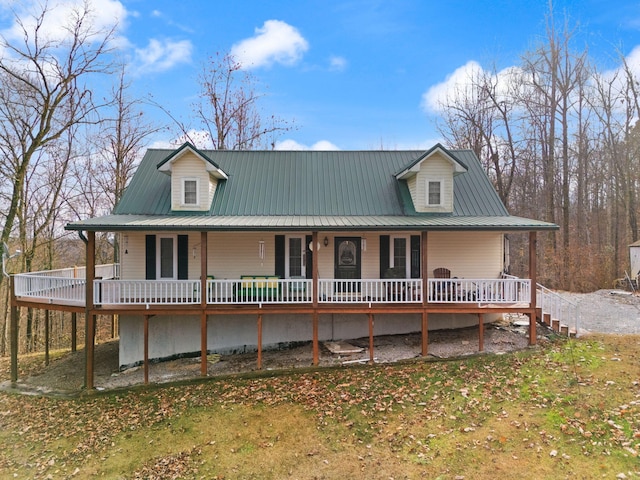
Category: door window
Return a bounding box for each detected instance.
[158,236,176,279]
[390,236,408,278]
[286,236,305,278]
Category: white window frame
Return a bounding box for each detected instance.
[182,178,200,207]
[285,235,306,278]
[389,235,410,278]
[426,178,443,207]
[157,234,177,279]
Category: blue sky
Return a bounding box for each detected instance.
[2,0,640,150]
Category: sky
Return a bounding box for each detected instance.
[1,0,640,150]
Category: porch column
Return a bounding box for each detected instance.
[421,231,429,356]
[200,231,208,376]
[45,310,50,366]
[529,231,537,346]
[257,313,263,370]
[71,312,77,352]
[143,314,149,384]
[312,231,319,366]
[478,313,484,352]
[85,231,96,390]
[368,312,374,364]
[10,275,18,384]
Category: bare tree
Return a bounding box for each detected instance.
[435,65,519,207]
[190,52,293,150]
[0,1,115,286]
[65,65,164,262]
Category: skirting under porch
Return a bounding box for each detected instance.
[118,310,506,369]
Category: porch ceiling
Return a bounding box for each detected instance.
[65,214,559,232]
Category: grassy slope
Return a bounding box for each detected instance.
[0,334,639,479]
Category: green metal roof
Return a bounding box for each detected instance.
[66,146,558,232]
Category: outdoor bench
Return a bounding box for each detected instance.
[237,275,281,300]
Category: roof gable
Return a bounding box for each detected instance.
[156,142,228,180]
[394,143,467,181]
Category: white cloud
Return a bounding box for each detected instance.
[133,38,192,74]
[421,60,484,113]
[1,0,127,45]
[599,45,640,88]
[421,60,524,114]
[231,20,309,69]
[275,139,339,150]
[329,55,347,71]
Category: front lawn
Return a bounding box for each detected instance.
[1,334,638,479]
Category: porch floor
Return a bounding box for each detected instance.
[4,318,546,394]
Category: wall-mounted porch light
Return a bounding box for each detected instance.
[323,236,329,247]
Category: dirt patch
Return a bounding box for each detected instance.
[2,317,543,394]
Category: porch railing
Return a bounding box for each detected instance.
[318,279,423,303]
[95,279,201,305]
[14,263,119,305]
[14,273,533,307]
[537,284,579,335]
[207,278,313,304]
[427,278,531,304]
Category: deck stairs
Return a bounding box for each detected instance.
[536,284,580,336]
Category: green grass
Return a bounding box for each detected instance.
[1,334,639,479]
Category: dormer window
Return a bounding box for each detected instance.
[182,178,199,206]
[426,179,442,206]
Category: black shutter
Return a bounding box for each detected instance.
[177,235,189,279]
[379,235,390,278]
[305,235,313,279]
[145,235,156,280]
[410,235,421,278]
[275,235,285,278]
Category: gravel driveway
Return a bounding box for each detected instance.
[558,289,640,335]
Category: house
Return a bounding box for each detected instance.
[11,142,559,388]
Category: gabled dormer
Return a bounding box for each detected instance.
[157,142,228,212]
[395,144,467,213]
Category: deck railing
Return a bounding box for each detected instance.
[207,278,313,304]
[537,284,579,335]
[13,264,119,304]
[427,278,531,304]
[14,273,532,307]
[318,279,423,303]
[95,279,201,305]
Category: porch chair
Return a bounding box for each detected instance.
[433,267,451,278]
[432,267,453,301]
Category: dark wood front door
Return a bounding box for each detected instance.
[334,237,361,291]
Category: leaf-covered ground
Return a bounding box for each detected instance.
[1,334,639,479]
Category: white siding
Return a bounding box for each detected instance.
[208,232,275,278]
[120,231,503,281]
[170,152,217,211]
[413,152,454,213]
[427,231,503,278]
[120,232,147,280]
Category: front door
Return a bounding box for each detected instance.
[334,237,361,292]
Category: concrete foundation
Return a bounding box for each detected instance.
[118,311,500,369]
